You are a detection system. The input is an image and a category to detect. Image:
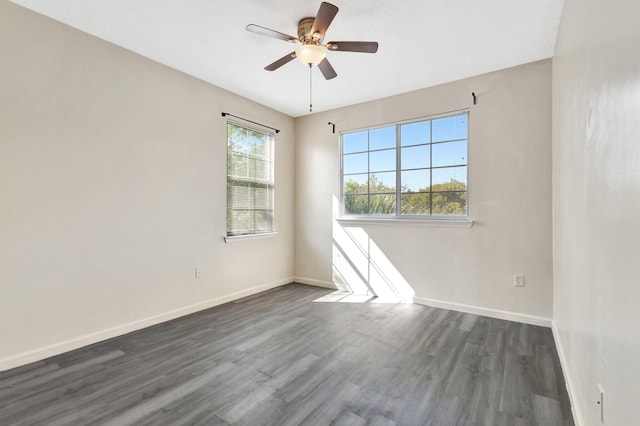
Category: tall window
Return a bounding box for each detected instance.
[341,111,468,218]
[227,122,274,236]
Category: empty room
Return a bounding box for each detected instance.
[1,0,638,425]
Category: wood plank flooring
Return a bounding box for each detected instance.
[0,283,574,425]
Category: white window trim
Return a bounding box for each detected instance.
[224,232,279,243]
[336,217,473,228]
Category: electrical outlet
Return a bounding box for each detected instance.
[514,274,525,287]
[195,268,202,279]
[598,384,604,423]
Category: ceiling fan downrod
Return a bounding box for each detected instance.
[309,64,313,112]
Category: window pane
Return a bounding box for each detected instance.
[401,169,430,192]
[229,153,270,180]
[431,191,467,215]
[227,182,272,208]
[253,210,273,231]
[229,138,267,158]
[401,145,430,170]
[369,194,396,215]
[401,121,430,146]
[252,139,266,157]
[228,209,273,235]
[343,131,368,154]
[253,185,273,209]
[344,194,369,215]
[228,182,249,208]
[432,166,467,190]
[432,114,468,142]
[370,126,395,150]
[369,172,396,193]
[343,152,368,174]
[228,152,248,177]
[228,210,252,234]
[370,148,396,172]
[344,174,368,194]
[228,124,269,156]
[432,140,467,167]
[249,157,269,180]
[401,193,431,215]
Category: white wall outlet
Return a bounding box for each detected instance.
[514,274,525,287]
[195,268,202,279]
[598,384,604,423]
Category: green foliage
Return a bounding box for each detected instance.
[344,174,466,216]
[344,174,396,215]
[402,180,466,215]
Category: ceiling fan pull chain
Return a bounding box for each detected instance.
[309,64,313,113]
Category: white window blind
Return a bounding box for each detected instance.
[226,122,274,236]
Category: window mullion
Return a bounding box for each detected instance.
[367,130,371,214]
[429,120,433,216]
[251,181,256,233]
[340,134,344,216]
[396,124,401,217]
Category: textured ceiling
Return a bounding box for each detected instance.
[9,0,564,117]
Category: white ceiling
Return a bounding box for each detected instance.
[9,0,564,117]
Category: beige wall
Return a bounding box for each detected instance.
[0,1,295,370]
[552,0,640,424]
[295,60,553,322]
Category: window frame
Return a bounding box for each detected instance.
[339,110,470,222]
[226,120,276,238]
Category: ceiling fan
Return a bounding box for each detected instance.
[246,2,379,80]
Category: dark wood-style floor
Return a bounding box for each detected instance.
[0,283,573,425]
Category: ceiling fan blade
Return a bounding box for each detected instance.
[326,41,379,53]
[310,2,339,37]
[318,58,337,80]
[246,24,299,43]
[264,52,297,71]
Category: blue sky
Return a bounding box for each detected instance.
[343,114,468,190]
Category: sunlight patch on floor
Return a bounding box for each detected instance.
[313,290,407,304]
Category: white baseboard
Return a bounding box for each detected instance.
[413,296,552,327]
[295,277,550,327]
[552,321,583,426]
[294,276,337,289]
[0,277,294,373]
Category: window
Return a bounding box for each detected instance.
[341,111,468,218]
[227,122,274,236]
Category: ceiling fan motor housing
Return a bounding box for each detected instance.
[297,17,321,43]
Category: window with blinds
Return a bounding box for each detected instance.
[226,122,274,236]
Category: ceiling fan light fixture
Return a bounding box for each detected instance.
[295,44,326,65]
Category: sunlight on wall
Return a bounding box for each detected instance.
[315,197,416,304]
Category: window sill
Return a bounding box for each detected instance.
[224,232,278,243]
[335,217,473,228]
